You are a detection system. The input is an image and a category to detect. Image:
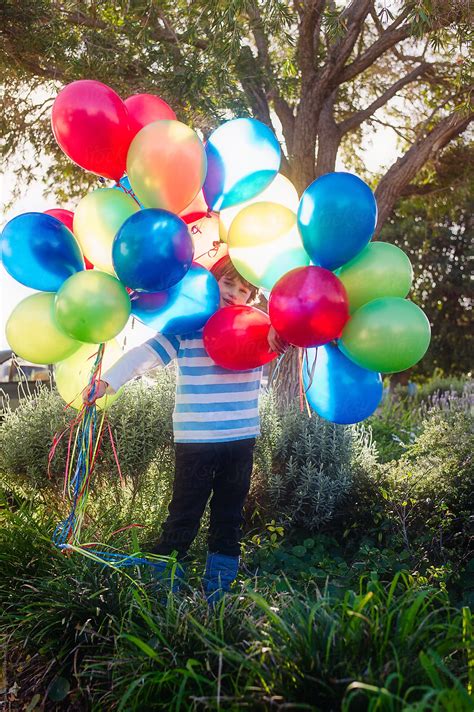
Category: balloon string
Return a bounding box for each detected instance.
[194,241,222,261]
[298,349,304,412]
[304,347,318,393]
[107,420,124,486]
[190,211,222,261]
[267,351,285,390]
[48,344,159,568]
[116,179,142,208]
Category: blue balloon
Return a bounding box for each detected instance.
[297,173,377,271]
[203,118,281,211]
[0,213,84,291]
[131,263,220,335]
[303,344,383,424]
[113,209,194,292]
[114,175,144,208]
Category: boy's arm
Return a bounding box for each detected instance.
[103,334,180,394]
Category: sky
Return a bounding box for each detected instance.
[0,122,400,354]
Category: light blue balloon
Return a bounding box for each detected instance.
[303,344,383,424]
[203,118,281,211]
[297,172,377,271]
[131,263,220,334]
[0,213,84,291]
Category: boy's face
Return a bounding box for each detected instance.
[218,274,253,308]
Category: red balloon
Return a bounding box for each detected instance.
[44,208,94,270]
[269,266,349,347]
[124,94,176,140]
[51,80,131,181]
[203,306,277,370]
[44,208,74,232]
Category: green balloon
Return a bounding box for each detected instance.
[54,271,131,343]
[6,292,81,364]
[339,297,431,373]
[335,242,413,313]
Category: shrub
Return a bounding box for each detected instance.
[97,370,175,494]
[250,395,378,533]
[379,409,473,562]
[368,378,473,463]
[0,371,176,494]
[0,385,73,490]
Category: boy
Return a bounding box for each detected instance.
[84,256,287,603]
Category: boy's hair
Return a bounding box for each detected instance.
[210,255,259,302]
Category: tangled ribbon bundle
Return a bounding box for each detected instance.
[49,344,167,571]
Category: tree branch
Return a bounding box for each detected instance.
[338,62,429,134]
[374,109,474,232]
[297,0,326,90]
[340,22,411,83]
[315,0,373,96]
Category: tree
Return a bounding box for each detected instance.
[1,0,472,219]
[1,1,472,389]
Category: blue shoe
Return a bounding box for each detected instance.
[203,552,240,606]
[149,559,185,595]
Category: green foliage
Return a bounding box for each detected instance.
[98,370,175,483]
[367,378,473,463]
[0,497,470,711]
[1,0,471,206]
[252,394,378,532]
[0,371,176,492]
[379,409,473,560]
[0,385,73,489]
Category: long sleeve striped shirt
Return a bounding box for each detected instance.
[103,330,262,443]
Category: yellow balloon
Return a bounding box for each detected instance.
[127,120,207,214]
[219,174,299,242]
[55,340,123,410]
[73,189,139,273]
[228,202,309,290]
[6,292,81,364]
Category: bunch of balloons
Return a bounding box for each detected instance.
[1,79,431,424]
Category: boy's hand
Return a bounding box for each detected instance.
[82,379,108,406]
[267,326,289,355]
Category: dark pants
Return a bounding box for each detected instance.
[151,438,255,559]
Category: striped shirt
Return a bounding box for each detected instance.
[103,330,262,443]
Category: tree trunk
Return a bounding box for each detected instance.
[315,92,341,177]
[267,347,301,407]
[290,96,321,194]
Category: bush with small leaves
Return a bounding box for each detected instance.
[0,385,73,491]
[251,398,378,533]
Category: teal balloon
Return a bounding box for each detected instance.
[339,297,431,373]
[303,344,383,424]
[1,212,84,290]
[297,173,377,270]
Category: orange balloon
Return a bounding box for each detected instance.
[188,213,228,270]
[127,120,207,214]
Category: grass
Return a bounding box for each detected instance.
[1,493,472,711]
